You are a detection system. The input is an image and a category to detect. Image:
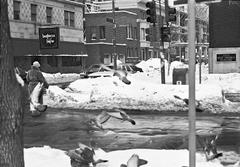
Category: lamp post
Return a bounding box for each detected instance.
[112,0,117,70]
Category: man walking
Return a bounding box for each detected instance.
[26,61,49,116]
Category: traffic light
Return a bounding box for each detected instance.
[145,1,156,23]
[166,7,177,23]
[145,28,152,41]
[161,27,171,42]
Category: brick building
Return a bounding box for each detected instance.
[84,0,164,66]
[8,0,87,73]
[85,11,139,66]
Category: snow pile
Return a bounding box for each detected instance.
[43,72,81,84]
[42,59,240,113]
[136,58,162,72]
[24,146,226,167]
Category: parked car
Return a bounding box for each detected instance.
[80,64,114,78]
[127,64,143,73]
[107,63,143,73]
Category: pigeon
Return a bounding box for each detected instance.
[30,82,47,113]
[89,109,136,130]
[202,134,223,161]
[65,142,108,167]
[174,95,203,112]
[120,154,148,167]
[113,70,131,85]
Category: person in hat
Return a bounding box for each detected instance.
[26,61,49,116]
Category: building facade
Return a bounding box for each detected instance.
[85,11,140,66]
[209,0,240,73]
[8,0,87,73]
[84,0,165,66]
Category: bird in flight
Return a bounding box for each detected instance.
[203,134,223,161]
[65,142,108,167]
[120,154,148,167]
[173,95,203,112]
[89,109,136,130]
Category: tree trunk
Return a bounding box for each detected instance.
[0,1,25,167]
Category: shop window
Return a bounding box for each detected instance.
[64,10,75,27]
[13,1,21,20]
[47,56,58,67]
[216,54,236,62]
[62,56,82,66]
[31,4,37,22]
[100,26,106,39]
[46,7,52,24]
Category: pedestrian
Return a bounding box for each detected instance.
[26,61,49,116]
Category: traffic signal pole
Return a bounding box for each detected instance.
[112,0,117,70]
[188,0,196,167]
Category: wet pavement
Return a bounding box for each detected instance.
[23,108,240,156]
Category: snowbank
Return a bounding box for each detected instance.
[42,59,240,113]
[24,146,227,167]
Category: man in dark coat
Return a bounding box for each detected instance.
[26,61,49,116]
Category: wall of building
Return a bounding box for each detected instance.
[8,0,84,42]
[7,0,87,73]
[85,11,139,64]
[209,47,240,73]
[209,1,240,48]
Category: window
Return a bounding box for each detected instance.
[47,56,58,67]
[134,27,137,39]
[13,1,21,20]
[100,26,106,39]
[127,24,133,39]
[140,28,145,40]
[90,27,97,40]
[216,54,236,62]
[62,56,82,66]
[64,11,75,27]
[127,47,130,57]
[46,7,52,24]
[31,4,37,22]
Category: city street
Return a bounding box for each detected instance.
[23,108,240,154]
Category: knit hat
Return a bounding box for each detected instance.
[32,61,40,68]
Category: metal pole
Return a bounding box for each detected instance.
[188,0,196,167]
[198,24,202,84]
[112,0,117,70]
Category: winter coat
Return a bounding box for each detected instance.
[26,66,49,94]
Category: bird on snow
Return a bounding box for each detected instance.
[89,109,136,130]
[120,154,148,167]
[174,95,203,112]
[30,82,48,113]
[65,142,108,167]
[202,134,223,161]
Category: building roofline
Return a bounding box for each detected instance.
[85,10,137,16]
[54,0,85,7]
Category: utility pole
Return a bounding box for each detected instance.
[112,0,117,70]
[188,0,196,167]
[159,0,166,84]
[198,24,202,84]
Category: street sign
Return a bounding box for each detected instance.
[39,27,59,49]
[106,17,114,23]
